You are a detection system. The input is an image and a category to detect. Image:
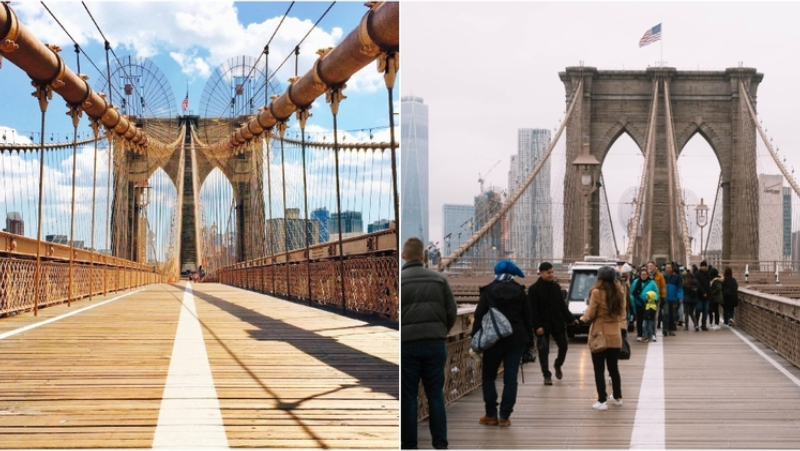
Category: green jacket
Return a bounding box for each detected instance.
[401,260,457,344]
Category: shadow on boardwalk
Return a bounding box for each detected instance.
[183,284,399,400]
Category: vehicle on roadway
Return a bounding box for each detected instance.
[565,256,625,338]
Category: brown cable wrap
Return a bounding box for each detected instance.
[0,3,150,148]
[218,1,398,154]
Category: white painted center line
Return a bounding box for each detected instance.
[153,282,228,448]
[630,337,665,449]
[730,327,800,388]
[0,289,144,341]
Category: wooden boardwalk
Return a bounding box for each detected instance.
[0,282,398,448]
[417,325,800,449]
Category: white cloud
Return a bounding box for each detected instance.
[170,51,212,80]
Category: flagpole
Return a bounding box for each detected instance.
[660,23,663,67]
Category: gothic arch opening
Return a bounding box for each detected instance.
[145,167,177,268]
[678,132,722,258]
[199,167,236,269]
[601,130,645,256]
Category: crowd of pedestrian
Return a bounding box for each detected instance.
[401,235,741,447]
[628,259,739,341]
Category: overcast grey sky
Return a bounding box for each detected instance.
[401,1,800,254]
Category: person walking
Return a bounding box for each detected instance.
[529,262,578,385]
[682,270,699,331]
[721,267,739,327]
[629,267,659,341]
[474,259,533,428]
[662,262,684,336]
[581,265,627,411]
[642,290,658,342]
[647,261,666,329]
[695,261,712,331]
[401,237,457,450]
[708,267,724,330]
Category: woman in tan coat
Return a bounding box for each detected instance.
[580,265,627,411]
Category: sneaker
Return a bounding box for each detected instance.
[636,337,642,342]
[555,366,563,380]
[592,401,608,411]
[702,326,708,331]
[609,396,623,406]
[479,415,498,426]
[544,377,553,386]
[643,337,649,343]
[652,335,657,342]
[722,323,729,328]
[669,331,675,336]
[497,417,512,427]
[695,325,699,332]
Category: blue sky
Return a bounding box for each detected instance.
[0,2,398,259]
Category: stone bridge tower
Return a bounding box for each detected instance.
[561,66,762,265]
[112,116,266,270]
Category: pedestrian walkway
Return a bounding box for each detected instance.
[0,282,398,448]
[417,326,800,449]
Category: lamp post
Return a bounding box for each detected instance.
[695,198,709,260]
[572,143,600,258]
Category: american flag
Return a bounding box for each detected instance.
[181,92,188,112]
[639,23,662,48]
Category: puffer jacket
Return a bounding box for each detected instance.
[651,269,666,301]
[401,260,457,344]
[663,272,684,303]
[629,276,659,315]
[472,279,533,349]
[722,277,739,307]
[709,276,724,305]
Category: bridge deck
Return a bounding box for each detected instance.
[417,325,800,449]
[0,282,398,448]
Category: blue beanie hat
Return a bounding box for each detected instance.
[494,259,525,278]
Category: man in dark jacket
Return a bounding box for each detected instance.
[694,260,712,331]
[401,237,457,450]
[528,262,578,385]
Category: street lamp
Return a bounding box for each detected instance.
[695,198,709,260]
[572,143,600,257]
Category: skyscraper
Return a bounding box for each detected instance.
[311,207,330,242]
[442,204,474,256]
[758,174,784,270]
[5,212,23,235]
[401,96,429,246]
[508,129,552,264]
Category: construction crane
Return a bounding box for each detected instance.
[478,159,502,193]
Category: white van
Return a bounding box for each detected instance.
[565,257,622,338]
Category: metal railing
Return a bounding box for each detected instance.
[218,229,398,321]
[0,231,165,317]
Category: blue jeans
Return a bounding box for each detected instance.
[695,299,709,328]
[643,320,655,339]
[482,344,526,419]
[401,342,448,449]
